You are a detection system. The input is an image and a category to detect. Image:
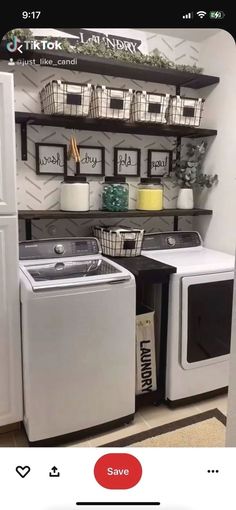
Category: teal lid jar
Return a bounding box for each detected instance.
[102,176,129,212]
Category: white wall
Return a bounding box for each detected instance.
[226,255,236,445]
[194,30,236,254]
[146,31,201,68]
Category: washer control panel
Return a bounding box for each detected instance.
[19,237,101,260]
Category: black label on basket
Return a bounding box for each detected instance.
[123,240,136,250]
[67,93,82,105]
[148,102,161,113]
[183,106,195,117]
[110,98,124,109]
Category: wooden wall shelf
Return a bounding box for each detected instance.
[18,208,213,220]
[15,112,217,138]
[0,47,220,89]
[18,208,213,240]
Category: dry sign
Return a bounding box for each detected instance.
[77,145,105,176]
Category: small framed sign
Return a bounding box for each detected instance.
[114,148,141,177]
[147,149,172,177]
[77,145,105,176]
[35,143,67,175]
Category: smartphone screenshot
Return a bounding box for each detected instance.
[0,8,235,509]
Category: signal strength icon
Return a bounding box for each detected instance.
[197,10,207,18]
[182,12,193,19]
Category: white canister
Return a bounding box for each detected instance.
[176,187,194,209]
[60,176,89,211]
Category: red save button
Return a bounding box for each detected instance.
[94,453,142,489]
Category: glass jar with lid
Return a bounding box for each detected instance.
[102,176,129,212]
[60,176,89,211]
[137,178,163,211]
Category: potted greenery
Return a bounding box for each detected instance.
[172,141,218,209]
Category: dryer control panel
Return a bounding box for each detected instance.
[19,237,101,260]
[143,231,202,250]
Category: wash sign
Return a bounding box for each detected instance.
[136,309,157,394]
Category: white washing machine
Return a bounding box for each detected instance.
[19,237,136,444]
[142,231,235,405]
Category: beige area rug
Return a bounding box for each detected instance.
[102,409,226,447]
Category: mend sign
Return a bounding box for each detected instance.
[94,453,142,489]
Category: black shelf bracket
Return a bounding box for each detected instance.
[173,216,179,231]
[175,85,181,96]
[21,122,28,160]
[25,219,32,240]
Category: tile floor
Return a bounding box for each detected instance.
[0,394,228,447]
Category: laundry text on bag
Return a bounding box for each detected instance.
[140,340,153,393]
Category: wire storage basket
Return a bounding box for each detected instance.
[94,226,144,257]
[90,85,133,120]
[131,91,170,123]
[167,96,204,126]
[40,80,92,116]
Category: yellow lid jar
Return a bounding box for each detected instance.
[137,178,163,211]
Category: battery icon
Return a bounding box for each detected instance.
[209,10,225,19]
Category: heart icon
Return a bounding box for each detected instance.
[16,466,31,478]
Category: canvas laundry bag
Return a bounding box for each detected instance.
[136,306,157,395]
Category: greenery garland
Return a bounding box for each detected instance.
[6,29,33,41]
[5,30,203,74]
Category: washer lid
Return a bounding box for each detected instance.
[20,256,131,291]
[26,259,120,281]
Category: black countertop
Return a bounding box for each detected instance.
[109,255,176,283]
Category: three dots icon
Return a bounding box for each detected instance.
[207,469,219,473]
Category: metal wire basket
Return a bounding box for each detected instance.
[131,91,170,124]
[94,226,144,257]
[40,80,92,116]
[90,85,133,120]
[168,96,204,126]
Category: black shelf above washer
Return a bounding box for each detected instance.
[18,208,213,220]
[19,208,213,242]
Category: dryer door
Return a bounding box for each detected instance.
[181,272,234,369]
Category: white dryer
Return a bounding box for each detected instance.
[19,237,136,444]
[142,231,235,405]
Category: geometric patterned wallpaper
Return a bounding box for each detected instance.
[0,32,202,240]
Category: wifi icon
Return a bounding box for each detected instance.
[197,10,207,18]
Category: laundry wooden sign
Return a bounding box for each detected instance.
[148,149,172,177]
[67,30,142,54]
